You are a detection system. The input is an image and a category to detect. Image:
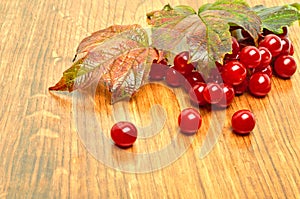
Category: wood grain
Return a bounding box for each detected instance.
[0,0,300,198]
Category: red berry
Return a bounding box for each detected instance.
[231,37,240,55]
[231,110,255,135]
[111,122,138,148]
[253,65,272,78]
[149,63,168,81]
[165,67,182,87]
[217,83,235,108]
[189,82,207,106]
[280,37,291,55]
[239,46,261,68]
[182,71,205,92]
[178,108,202,134]
[233,79,248,95]
[259,34,282,57]
[222,61,247,86]
[258,47,272,69]
[226,37,240,59]
[248,73,271,97]
[274,55,297,78]
[203,83,223,104]
[173,51,194,75]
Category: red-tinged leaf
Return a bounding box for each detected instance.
[101,48,160,103]
[74,24,146,59]
[49,24,161,103]
[147,0,261,69]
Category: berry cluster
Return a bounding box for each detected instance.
[110,27,297,148]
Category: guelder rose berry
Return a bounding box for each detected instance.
[239,46,261,68]
[274,55,297,78]
[248,73,271,97]
[173,51,194,75]
[231,110,256,135]
[222,61,247,86]
[178,108,202,134]
[111,122,137,148]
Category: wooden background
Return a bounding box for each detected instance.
[0,0,300,198]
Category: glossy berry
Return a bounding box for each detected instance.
[233,79,248,95]
[165,67,182,87]
[258,47,272,69]
[189,82,207,106]
[280,37,291,55]
[178,108,202,134]
[111,121,138,148]
[182,71,204,92]
[222,61,247,86]
[248,73,271,97]
[217,83,235,108]
[173,51,194,75]
[259,34,282,57]
[274,55,297,79]
[253,65,272,78]
[231,110,255,135]
[149,63,168,81]
[203,83,223,104]
[226,37,240,59]
[239,46,261,68]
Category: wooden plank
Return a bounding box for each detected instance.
[0,0,299,198]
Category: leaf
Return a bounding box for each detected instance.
[147,0,261,70]
[49,24,161,103]
[253,4,300,34]
[198,0,261,63]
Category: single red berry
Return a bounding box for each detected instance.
[233,79,248,95]
[111,121,138,148]
[182,71,205,92]
[226,37,240,59]
[258,47,272,69]
[203,83,223,104]
[217,83,235,108]
[239,46,261,68]
[274,55,297,79]
[222,61,247,86]
[165,67,183,87]
[259,34,282,57]
[178,108,202,134]
[231,109,255,135]
[189,82,207,106]
[280,37,292,55]
[253,65,272,78]
[173,51,194,75]
[248,73,271,97]
[149,63,168,81]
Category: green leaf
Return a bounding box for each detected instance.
[198,0,261,63]
[147,0,261,70]
[253,4,300,34]
[49,24,161,103]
